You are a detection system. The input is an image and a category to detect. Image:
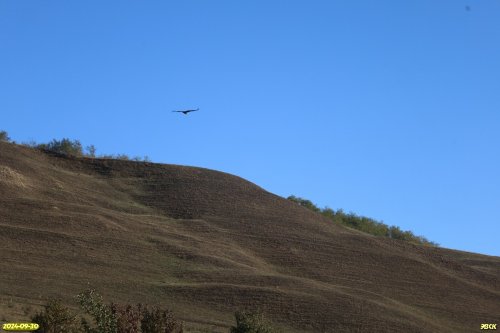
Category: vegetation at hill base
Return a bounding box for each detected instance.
[287,195,438,246]
[230,311,280,333]
[32,289,183,333]
[30,289,277,333]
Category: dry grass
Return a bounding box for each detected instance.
[0,165,30,188]
[1,141,499,332]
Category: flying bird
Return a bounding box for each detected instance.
[172,108,200,115]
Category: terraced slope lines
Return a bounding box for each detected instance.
[0,141,499,332]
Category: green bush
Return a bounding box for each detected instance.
[86,145,97,157]
[287,195,438,246]
[140,305,183,333]
[111,303,142,333]
[74,289,183,333]
[0,130,10,142]
[230,311,278,333]
[40,138,84,157]
[31,298,82,333]
[77,289,117,333]
[287,195,320,213]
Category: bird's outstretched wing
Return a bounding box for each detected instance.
[172,108,200,114]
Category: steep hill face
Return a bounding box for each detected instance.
[1,141,499,332]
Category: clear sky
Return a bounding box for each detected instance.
[1,1,499,256]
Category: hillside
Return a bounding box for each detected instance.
[1,141,499,332]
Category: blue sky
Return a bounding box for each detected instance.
[1,1,499,256]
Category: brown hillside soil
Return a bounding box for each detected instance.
[1,142,499,332]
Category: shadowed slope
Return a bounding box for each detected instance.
[0,142,499,332]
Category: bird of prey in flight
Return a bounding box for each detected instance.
[172,108,200,115]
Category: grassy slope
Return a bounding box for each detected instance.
[0,142,499,332]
